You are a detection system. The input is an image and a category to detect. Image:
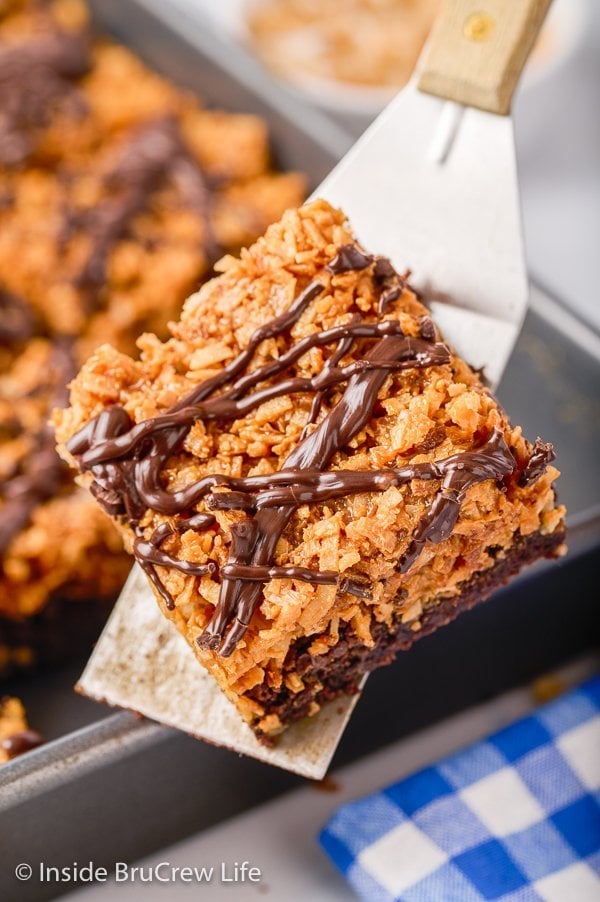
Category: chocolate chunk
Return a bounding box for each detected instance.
[373,255,406,315]
[373,257,397,280]
[418,315,436,342]
[519,438,556,487]
[326,244,372,274]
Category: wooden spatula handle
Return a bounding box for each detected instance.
[417,0,553,114]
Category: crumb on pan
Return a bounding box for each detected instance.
[0,695,44,763]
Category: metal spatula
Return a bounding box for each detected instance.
[78,0,552,779]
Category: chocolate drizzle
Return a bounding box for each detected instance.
[0,339,76,557]
[396,428,516,573]
[132,513,216,608]
[0,287,36,343]
[519,438,555,487]
[374,256,408,315]
[0,28,91,166]
[67,247,519,656]
[1,166,80,555]
[0,437,67,557]
[65,116,220,311]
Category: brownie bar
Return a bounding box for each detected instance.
[0,0,305,635]
[55,200,566,741]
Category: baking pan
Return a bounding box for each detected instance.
[1,1,599,898]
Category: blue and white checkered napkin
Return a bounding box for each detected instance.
[320,676,600,901]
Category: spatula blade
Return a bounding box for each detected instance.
[78,566,359,779]
[318,83,527,388]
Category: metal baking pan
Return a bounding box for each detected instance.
[1,1,599,898]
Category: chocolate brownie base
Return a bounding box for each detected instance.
[249,527,565,742]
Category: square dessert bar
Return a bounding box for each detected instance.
[56,200,566,742]
[0,0,305,650]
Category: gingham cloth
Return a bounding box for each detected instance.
[320,676,600,901]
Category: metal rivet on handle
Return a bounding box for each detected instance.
[463,12,496,42]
